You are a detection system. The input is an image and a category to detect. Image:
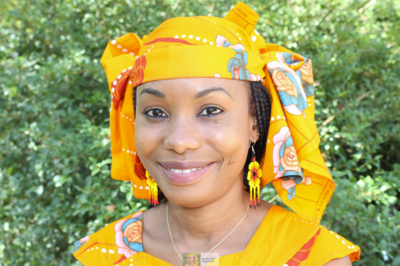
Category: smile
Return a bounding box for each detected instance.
[159,162,214,185]
[166,166,206,174]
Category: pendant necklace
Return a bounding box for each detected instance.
[166,202,250,260]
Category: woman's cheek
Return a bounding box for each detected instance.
[134,120,163,166]
[201,116,249,166]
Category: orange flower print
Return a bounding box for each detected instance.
[281,145,301,172]
[123,221,142,243]
[272,127,312,200]
[271,70,298,98]
[114,212,143,259]
[267,53,308,117]
[299,59,313,84]
[297,58,315,97]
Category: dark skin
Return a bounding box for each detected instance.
[135,78,351,266]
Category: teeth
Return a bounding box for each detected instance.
[168,166,205,174]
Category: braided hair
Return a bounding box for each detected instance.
[133,81,271,208]
[244,81,271,193]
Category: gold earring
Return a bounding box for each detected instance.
[145,170,159,207]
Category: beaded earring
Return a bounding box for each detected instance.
[247,143,262,208]
[145,170,159,207]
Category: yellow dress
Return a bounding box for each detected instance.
[73,205,360,265]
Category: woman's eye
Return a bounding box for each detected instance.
[145,109,167,118]
[199,107,223,116]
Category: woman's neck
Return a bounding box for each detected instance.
[142,175,272,263]
[166,182,250,246]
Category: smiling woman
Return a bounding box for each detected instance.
[73,2,361,266]
[135,79,259,198]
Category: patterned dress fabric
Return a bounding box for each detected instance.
[73,206,360,265]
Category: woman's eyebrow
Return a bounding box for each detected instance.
[139,88,166,98]
[194,87,234,101]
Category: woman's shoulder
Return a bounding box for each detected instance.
[72,210,145,266]
[252,205,361,265]
[304,224,361,265]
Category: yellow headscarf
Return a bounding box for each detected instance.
[101,1,334,223]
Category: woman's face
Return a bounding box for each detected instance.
[135,78,258,207]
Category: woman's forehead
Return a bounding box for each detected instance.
[137,77,251,96]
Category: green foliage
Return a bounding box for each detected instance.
[1,0,399,265]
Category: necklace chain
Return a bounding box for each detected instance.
[166,202,250,261]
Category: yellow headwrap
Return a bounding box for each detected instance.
[101,1,334,223]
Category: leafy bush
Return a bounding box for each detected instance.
[1,0,399,265]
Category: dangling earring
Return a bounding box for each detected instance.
[247,142,262,208]
[145,170,159,207]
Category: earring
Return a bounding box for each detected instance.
[247,143,262,208]
[145,170,159,207]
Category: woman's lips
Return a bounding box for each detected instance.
[158,161,215,185]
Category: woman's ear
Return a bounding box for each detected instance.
[250,116,260,142]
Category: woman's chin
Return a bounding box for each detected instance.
[162,186,219,208]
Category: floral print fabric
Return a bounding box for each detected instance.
[114,211,143,258]
[73,207,360,265]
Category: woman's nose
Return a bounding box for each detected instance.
[163,116,202,154]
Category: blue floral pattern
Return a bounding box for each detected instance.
[267,52,314,117]
[228,49,251,80]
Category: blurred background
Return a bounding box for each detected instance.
[0,0,399,265]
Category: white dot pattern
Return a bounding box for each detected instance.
[290,216,358,253]
[109,38,136,56]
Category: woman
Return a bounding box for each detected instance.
[73,2,360,265]
[185,253,200,266]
